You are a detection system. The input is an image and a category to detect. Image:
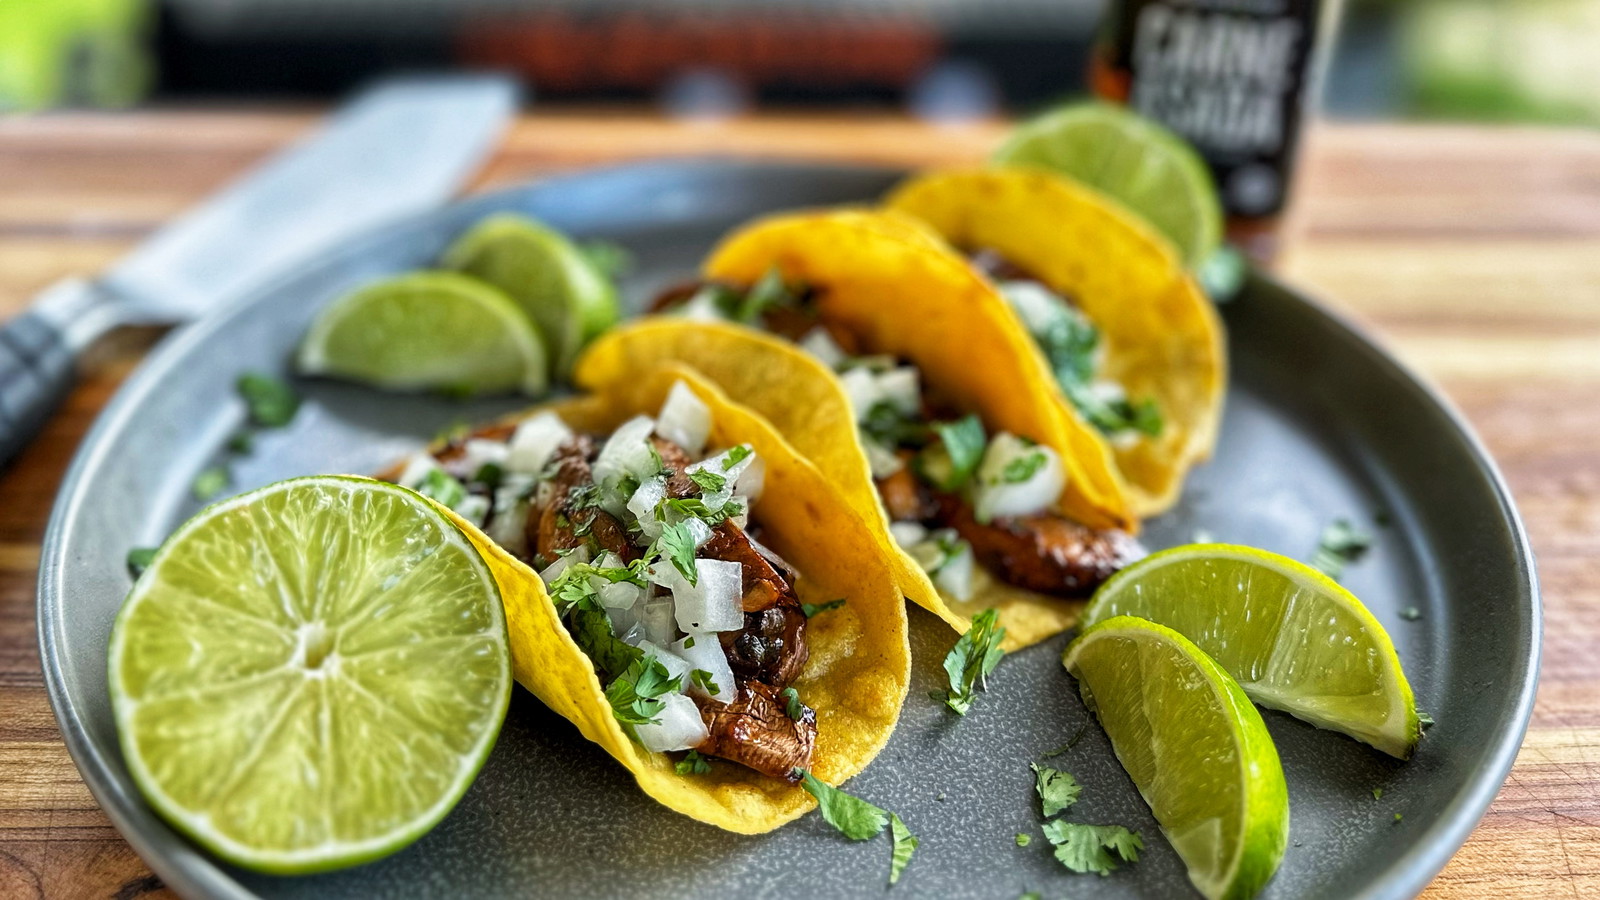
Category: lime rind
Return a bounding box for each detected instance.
[108,476,512,874]
[441,212,619,377]
[298,270,548,396]
[1064,616,1289,900]
[1082,543,1421,758]
[994,102,1223,268]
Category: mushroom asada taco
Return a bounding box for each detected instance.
[576,210,1146,650]
[885,168,1226,516]
[386,365,909,833]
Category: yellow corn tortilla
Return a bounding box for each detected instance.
[575,319,1099,651]
[436,365,909,833]
[885,168,1227,516]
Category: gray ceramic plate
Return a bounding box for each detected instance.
[39,161,1539,900]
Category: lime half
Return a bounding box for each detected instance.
[108,476,512,873]
[298,271,548,396]
[994,103,1222,267]
[442,213,619,377]
[1064,617,1289,900]
[1082,544,1420,758]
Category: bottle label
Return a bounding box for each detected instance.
[1102,0,1323,218]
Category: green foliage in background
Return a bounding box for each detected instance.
[1401,0,1600,125]
[0,0,150,111]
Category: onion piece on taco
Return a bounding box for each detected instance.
[884,168,1226,516]
[576,211,1148,650]
[384,366,909,833]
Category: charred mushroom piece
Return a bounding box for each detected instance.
[696,682,816,781]
[529,436,641,564]
[937,493,1144,596]
[875,458,938,523]
[722,605,809,688]
[649,436,698,497]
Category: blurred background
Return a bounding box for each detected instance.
[2,0,1597,125]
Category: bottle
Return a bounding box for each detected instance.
[1090,0,1341,265]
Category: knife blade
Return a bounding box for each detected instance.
[0,74,517,466]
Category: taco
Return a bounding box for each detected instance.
[885,168,1227,516]
[575,212,1146,649]
[386,365,910,833]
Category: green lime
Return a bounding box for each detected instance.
[1082,544,1420,758]
[441,213,620,377]
[994,103,1223,267]
[1064,617,1289,900]
[298,271,547,396]
[108,476,512,874]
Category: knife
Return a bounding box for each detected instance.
[0,74,518,466]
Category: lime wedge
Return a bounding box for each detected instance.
[298,271,547,396]
[108,476,512,873]
[1081,544,1420,758]
[1064,617,1289,900]
[994,103,1222,267]
[441,213,619,377]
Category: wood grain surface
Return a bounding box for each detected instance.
[1,110,1596,899]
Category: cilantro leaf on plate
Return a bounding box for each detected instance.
[1042,821,1143,876]
[938,608,1007,715]
[797,770,889,840]
[1311,518,1373,579]
[889,813,918,885]
[236,372,300,428]
[1031,763,1082,817]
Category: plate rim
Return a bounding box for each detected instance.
[36,158,1541,900]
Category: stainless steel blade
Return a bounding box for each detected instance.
[98,74,517,323]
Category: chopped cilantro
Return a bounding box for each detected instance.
[801,598,847,618]
[689,469,728,494]
[1042,722,1090,757]
[1015,833,1032,847]
[1372,787,1384,800]
[861,400,930,450]
[1400,606,1421,621]
[690,668,721,695]
[675,750,711,776]
[1394,813,1404,823]
[1001,450,1048,484]
[1311,518,1373,579]
[1064,382,1164,438]
[1418,711,1435,730]
[924,414,987,490]
[473,462,505,488]
[236,372,299,428]
[889,813,918,885]
[683,636,696,649]
[225,431,254,454]
[1042,821,1143,876]
[658,496,739,526]
[782,687,805,721]
[604,654,681,727]
[1031,763,1081,817]
[570,603,642,679]
[414,468,467,510]
[797,769,889,840]
[722,445,753,470]
[735,267,799,324]
[566,482,602,510]
[937,608,1007,715]
[653,521,700,585]
[1018,893,1042,900]
[191,466,229,502]
[126,547,158,579]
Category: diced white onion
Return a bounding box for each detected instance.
[655,380,712,457]
[934,541,976,601]
[840,368,881,422]
[864,437,904,479]
[736,453,765,504]
[641,592,677,645]
[506,412,573,475]
[484,497,529,557]
[676,288,727,322]
[591,551,624,571]
[890,521,929,550]
[604,594,642,636]
[683,516,714,549]
[593,415,660,488]
[673,634,734,702]
[396,454,441,489]
[538,544,592,586]
[875,367,921,416]
[798,327,847,369]
[998,280,1071,337]
[633,692,709,753]
[973,432,1065,522]
[672,558,743,634]
[460,439,509,474]
[627,476,668,540]
[454,494,490,527]
[598,580,643,610]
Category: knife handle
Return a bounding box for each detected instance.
[0,279,108,467]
